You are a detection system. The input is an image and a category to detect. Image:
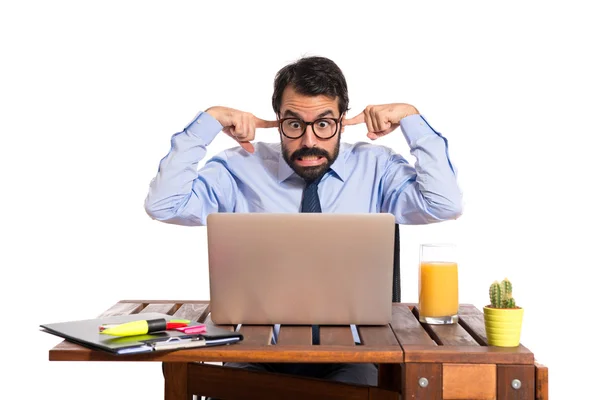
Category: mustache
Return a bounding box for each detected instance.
[290,147,331,161]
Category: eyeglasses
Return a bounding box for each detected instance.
[278,115,343,139]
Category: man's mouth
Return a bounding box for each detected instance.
[295,155,326,167]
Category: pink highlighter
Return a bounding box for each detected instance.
[175,325,207,334]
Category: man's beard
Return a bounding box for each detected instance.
[282,138,340,182]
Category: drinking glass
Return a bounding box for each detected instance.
[418,243,459,324]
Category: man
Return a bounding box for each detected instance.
[145,56,462,385]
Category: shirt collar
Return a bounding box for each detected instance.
[277,144,348,183]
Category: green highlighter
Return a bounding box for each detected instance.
[99,318,190,336]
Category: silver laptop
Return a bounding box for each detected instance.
[207,213,395,325]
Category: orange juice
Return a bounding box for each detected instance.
[419,261,458,317]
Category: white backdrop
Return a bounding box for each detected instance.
[1,1,598,399]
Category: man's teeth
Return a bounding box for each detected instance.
[300,156,319,160]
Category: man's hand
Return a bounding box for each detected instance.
[344,103,419,140]
[205,106,278,153]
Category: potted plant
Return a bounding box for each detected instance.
[483,278,524,347]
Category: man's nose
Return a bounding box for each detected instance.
[300,126,318,147]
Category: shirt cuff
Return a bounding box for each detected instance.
[399,114,441,147]
[184,111,224,146]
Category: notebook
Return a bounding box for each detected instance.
[40,312,243,355]
[207,213,395,325]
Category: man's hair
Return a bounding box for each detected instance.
[272,56,349,116]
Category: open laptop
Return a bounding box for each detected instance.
[207,213,395,325]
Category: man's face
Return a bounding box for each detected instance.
[279,86,344,181]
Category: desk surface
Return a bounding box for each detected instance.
[48,300,533,364]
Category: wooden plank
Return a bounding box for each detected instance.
[171,303,209,322]
[278,326,313,346]
[238,325,274,346]
[497,364,535,400]
[49,340,90,355]
[442,363,496,399]
[390,303,436,346]
[49,344,404,363]
[320,326,355,346]
[458,304,489,345]
[368,386,398,400]
[535,362,548,400]
[118,299,210,304]
[459,314,488,345]
[403,345,534,364]
[425,323,480,347]
[186,362,371,400]
[414,306,480,346]
[163,362,191,400]
[404,363,442,399]
[140,303,178,315]
[358,325,400,347]
[97,302,145,317]
[378,364,402,393]
[459,304,482,315]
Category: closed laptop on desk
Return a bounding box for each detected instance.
[207,213,395,325]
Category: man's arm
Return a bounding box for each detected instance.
[144,108,278,226]
[144,112,236,226]
[380,114,463,224]
[345,104,463,224]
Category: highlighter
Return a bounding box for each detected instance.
[99,318,190,336]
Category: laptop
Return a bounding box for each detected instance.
[207,213,395,325]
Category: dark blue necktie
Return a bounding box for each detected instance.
[301,175,322,344]
[301,177,322,213]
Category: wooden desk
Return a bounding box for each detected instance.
[48,300,548,400]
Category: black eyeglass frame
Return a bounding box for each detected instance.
[278,115,344,140]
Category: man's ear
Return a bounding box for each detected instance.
[276,114,282,135]
[340,112,347,134]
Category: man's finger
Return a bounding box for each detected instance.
[255,117,279,129]
[367,125,397,140]
[239,141,255,153]
[344,113,365,126]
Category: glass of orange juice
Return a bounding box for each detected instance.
[418,243,459,324]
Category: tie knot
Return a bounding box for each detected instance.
[304,174,323,188]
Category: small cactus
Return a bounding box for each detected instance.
[489,278,517,308]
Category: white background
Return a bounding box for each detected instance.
[1,1,598,399]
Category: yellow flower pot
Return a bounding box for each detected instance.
[483,306,524,347]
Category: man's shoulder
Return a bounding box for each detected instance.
[341,141,395,158]
[214,142,281,162]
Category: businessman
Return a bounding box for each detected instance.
[145,56,463,385]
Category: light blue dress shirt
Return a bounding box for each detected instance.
[144,112,463,226]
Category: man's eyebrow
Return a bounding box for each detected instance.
[282,109,336,119]
[282,110,302,119]
[316,110,335,118]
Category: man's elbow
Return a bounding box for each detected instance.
[144,196,207,226]
[429,196,464,221]
[144,197,176,222]
[145,204,165,221]
[445,202,463,220]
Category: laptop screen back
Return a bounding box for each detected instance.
[207,213,395,325]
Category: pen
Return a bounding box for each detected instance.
[99,318,190,336]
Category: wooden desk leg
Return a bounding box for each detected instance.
[163,362,192,400]
[378,364,402,393]
[535,362,549,400]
